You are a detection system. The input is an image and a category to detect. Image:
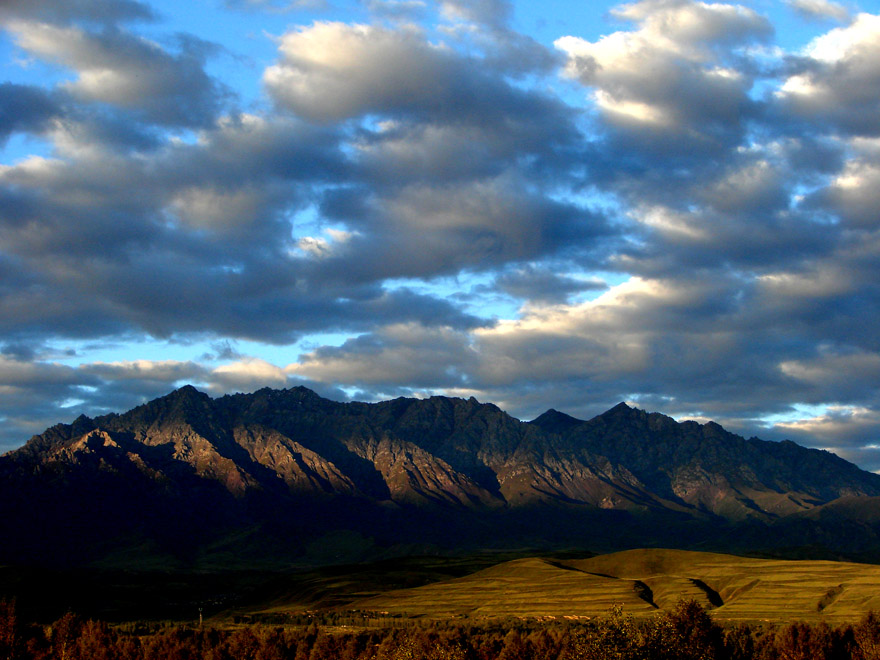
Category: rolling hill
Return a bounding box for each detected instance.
[347,548,880,624]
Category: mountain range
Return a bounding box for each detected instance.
[4,385,880,569]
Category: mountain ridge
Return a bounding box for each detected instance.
[3,385,880,568]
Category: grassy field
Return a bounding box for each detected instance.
[342,548,880,624]
[347,557,658,620]
[8,548,880,625]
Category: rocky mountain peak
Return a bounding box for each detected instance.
[116,383,215,429]
[4,385,880,568]
[529,408,584,433]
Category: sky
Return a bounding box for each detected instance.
[3,0,880,471]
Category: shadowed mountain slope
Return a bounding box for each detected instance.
[2,386,880,568]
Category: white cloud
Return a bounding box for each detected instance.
[211,357,289,391]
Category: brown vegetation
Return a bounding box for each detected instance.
[7,598,880,660]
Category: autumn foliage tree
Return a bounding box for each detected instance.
[7,600,880,660]
[0,599,24,660]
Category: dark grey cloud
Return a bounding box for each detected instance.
[292,322,477,390]
[0,0,156,26]
[776,14,880,136]
[494,266,607,304]
[0,104,484,344]
[315,179,612,283]
[8,21,227,128]
[440,0,511,28]
[0,84,59,144]
[786,0,851,22]
[201,341,244,362]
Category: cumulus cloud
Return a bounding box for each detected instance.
[314,178,611,283]
[290,323,476,390]
[778,13,880,135]
[265,21,561,123]
[807,159,880,228]
[555,0,770,159]
[265,22,452,122]
[7,20,226,127]
[211,358,289,392]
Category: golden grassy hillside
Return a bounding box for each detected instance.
[347,549,880,623]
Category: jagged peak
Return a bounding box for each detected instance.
[168,384,210,400]
[113,383,216,430]
[286,385,322,396]
[385,392,504,415]
[599,401,642,418]
[150,384,216,409]
[529,408,584,431]
[70,414,95,432]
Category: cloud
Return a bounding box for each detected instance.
[555,0,771,160]
[807,159,880,228]
[0,84,59,144]
[265,22,454,122]
[7,20,226,127]
[777,13,880,135]
[787,0,850,21]
[283,260,880,451]
[772,406,880,472]
[265,21,563,123]
[494,266,608,304]
[0,111,480,343]
[290,323,476,390]
[314,178,612,283]
[779,350,880,404]
[81,359,208,390]
[0,355,101,451]
[211,357,289,392]
[0,0,156,26]
[367,0,428,21]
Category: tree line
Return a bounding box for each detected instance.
[3,598,880,660]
